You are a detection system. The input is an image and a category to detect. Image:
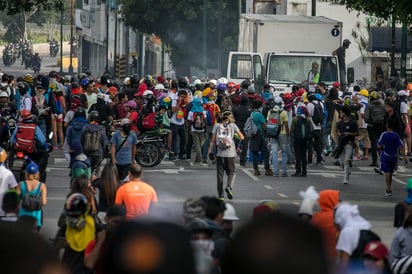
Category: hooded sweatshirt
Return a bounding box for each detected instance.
[334,203,371,256]
[312,190,340,258]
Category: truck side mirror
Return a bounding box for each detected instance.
[347,67,354,84]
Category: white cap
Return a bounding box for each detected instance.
[223,203,240,221]
[398,90,408,96]
[0,91,8,98]
[209,79,217,86]
[155,84,165,90]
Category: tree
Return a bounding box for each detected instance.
[0,0,63,15]
[338,0,412,24]
[120,0,238,77]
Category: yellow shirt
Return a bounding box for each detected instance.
[279,110,289,135]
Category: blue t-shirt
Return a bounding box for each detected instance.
[378,131,403,158]
[111,131,138,165]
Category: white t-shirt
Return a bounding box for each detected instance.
[0,165,18,216]
[170,99,186,126]
[85,93,97,113]
[63,110,75,124]
[187,111,208,132]
[400,101,408,115]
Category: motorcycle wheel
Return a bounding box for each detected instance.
[136,143,162,167]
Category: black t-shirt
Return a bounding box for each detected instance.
[337,118,358,143]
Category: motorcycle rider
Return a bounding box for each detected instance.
[49,38,59,57]
[10,109,50,183]
[0,91,16,150]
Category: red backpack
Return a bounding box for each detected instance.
[14,123,36,153]
[142,112,157,130]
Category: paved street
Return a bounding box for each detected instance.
[41,149,412,246]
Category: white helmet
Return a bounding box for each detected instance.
[0,91,9,98]
[155,84,165,90]
[123,77,131,85]
[193,79,202,86]
[223,203,240,221]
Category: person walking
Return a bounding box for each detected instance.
[110,118,137,181]
[0,148,18,216]
[115,163,158,219]
[335,106,358,184]
[208,111,244,200]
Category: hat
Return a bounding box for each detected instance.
[121,118,131,126]
[247,86,256,94]
[34,81,44,89]
[23,74,33,84]
[252,200,278,219]
[124,100,137,109]
[26,162,39,174]
[398,90,408,97]
[0,91,8,98]
[223,203,240,221]
[97,93,105,99]
[333,82,341,88]
[363,241,389,260]
[209,79,217,86]
[70,142,84,158]
[108,86,118,94]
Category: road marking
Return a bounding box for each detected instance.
[241,168,259,181]
[54,158,67,164]
[277,193,288,198]
[264,185,273,190]
[392,176,406,185]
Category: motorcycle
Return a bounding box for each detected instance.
[14,43,21,59]
[135,131,167,167]
[3,48,15,67]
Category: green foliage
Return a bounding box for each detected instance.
[120,0,238,76]
[338,0,412,24]
[0,0,64,15]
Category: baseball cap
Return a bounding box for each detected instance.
[121,118,131,126]
[363,241,389,260]
[26,162,39,174]
[398,90,408,96]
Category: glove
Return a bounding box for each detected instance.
[298,186,319,216]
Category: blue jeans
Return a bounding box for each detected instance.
[271,134,288,176]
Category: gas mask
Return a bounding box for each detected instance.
[122,124,131,134]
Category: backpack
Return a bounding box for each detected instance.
[370,105,385,125]
[350,230,381,259]
[293,117,313,141]
[312,102,324,126]
[193,112,206,130]
[83,128,101,153]
[216,123,233,149]
[21,181,42,211]
[220,95,233,112]
[142,112,157,130]
[266,110,282,138]
[244,113,258,138]
[14,123,36,154]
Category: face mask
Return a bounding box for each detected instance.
[122,124,131,134]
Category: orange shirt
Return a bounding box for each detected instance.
[115,179,158,219]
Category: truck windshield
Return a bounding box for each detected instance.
[267,55,338,84]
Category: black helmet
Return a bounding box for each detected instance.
[241,79,251,90]
[64,193,88,217]
[171,79,179,89]
[343,39,351,47]
[88,110,100,122]
[74,107,86,119]
[178,77,188,89]
[17,81,29,95]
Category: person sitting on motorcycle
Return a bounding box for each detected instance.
[0,91,17,118]
[16,81,32,113]
[10,110,50,183]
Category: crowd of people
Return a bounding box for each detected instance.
[0,68,412,273]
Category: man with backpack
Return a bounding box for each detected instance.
[290,106,312,177]
[307,92,325,166]
[364,91,386,167]
[80,111,108,173]
[10,110,50,182]
[186,97,208,165]
[267,97,289,177]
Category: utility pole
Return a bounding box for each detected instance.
[311,0,316,16]
[400,15,407,85]
[69,0,74,74]
[203,0,207,79]
[60,8,63,73]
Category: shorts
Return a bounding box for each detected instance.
[52,114,63,122]
[380,154,396,173]
[356,128,371,149]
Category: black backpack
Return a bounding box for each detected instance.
[312,102,324,126]
[351,230,381,259]
[293,117,312,141]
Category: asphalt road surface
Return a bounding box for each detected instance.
[41,149,412,246]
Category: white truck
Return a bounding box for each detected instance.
[227,14,343,95]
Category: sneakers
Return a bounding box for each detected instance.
[353,155,361,161]
[225,187,233,200]
[385,190,392,197]
[291,172,302,177]
[218,197,225,201]
[253,169,261,176]
[265,169,274,176]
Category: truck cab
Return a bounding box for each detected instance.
[227,51,340,96]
